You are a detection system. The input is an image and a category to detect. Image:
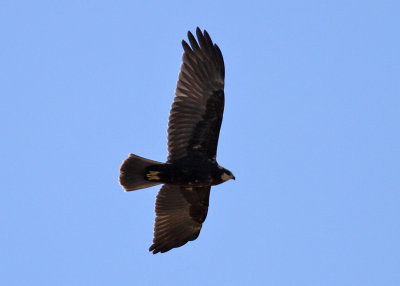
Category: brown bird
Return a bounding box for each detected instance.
[119,27,234,254]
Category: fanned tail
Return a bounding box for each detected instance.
[119,154,162,191]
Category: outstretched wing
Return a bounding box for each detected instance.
[149,184,211,254]
[167,27,225,162]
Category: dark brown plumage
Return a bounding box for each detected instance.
[149,185,210,254]
[119,27,234,254]
[168,28,225,161]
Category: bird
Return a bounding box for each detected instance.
[119,27,235,254]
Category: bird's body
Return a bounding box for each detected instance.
[145,156,231,187]
[119,28,234,254]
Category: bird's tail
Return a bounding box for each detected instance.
[119,153,162,191]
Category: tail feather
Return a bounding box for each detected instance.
[119,154,162,191]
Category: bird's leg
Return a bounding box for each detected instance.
[146,171,161,181]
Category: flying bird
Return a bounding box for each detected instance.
[119,27,235,254]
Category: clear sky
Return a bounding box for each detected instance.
[1,1,399,285]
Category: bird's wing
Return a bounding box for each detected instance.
[149,184,211,254]
[167,27,225,161]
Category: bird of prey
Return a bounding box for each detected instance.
[119,27,235,254]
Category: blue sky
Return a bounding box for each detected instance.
[1,1,399,285]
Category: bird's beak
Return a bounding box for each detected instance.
[232,175,236,180]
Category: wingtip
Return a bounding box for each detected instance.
[203,29,210,39]
[196,27,203,39]
[149,244,160,254]
[195,27,208,35]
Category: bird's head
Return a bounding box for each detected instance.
[221,168,235,182]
